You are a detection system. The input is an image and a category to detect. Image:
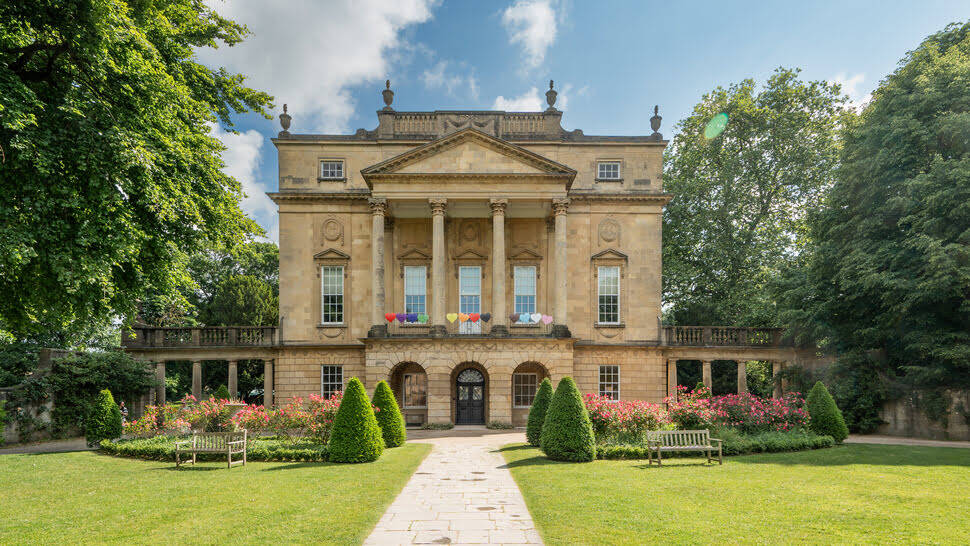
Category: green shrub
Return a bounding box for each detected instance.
[212,384,230,400]
[327,378,384,463]
[526,378,553,446]
[486,421,513,429]
[419,423,453,430]
[371,380,406,448]
[85,389,122,447]
[540,377,596,462]
[594,430,835,459]
[807,381,849,443]
[0,403,7,446]
[100,435,328,462]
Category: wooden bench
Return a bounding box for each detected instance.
[645,429,722,465]
[175,431,247,468]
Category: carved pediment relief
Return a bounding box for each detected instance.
[313,248,351,262]
[510,248,543,260]
[398,248,431,261]
[453,248,488,261]
[590,248,628,262]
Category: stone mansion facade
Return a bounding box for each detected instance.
[124,82,815,427]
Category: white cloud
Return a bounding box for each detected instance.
[502,0,558,70]
[209,124,278,242]
[830,72,872,111]
[197,0,437,133]
[492,87,543,111]
[422,60,479,100]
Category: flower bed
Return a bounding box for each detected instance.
[583,394,671,446]
[100,435,329,462]
[596,430,835,460]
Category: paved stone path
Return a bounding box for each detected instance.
[365,432,541,545]
[846,434,970,448]
[0,437,91,455]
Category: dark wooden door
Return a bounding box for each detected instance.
[456,368,485,425]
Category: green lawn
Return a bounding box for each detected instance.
[0,443,431,544]
[501,443,970,545]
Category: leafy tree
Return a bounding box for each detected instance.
[85,389,122,447]
[327,378,384,463]
[663,68,850,326]
[807,381,849,443]
[201,275,279,326]
[212,384,230,401]
[779,23,970,427]
[540,377,596,462]
[371,380,406,448]
[526,378,553,446]
[0,0,273,343]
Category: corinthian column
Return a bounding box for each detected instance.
[368,198,388,337]
[429,198,448,337]
[551,198,571,338]
[490,198,509,336]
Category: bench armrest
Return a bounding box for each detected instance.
[226,440,246,446]
[174,440,191,448]
[709,438,723,445]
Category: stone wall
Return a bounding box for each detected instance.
[574,345,666,403]
[878,390,970,441]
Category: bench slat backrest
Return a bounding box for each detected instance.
[647,429,710,447]
[192,431,245,450]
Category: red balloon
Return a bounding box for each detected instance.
[384,313,396,322]
[469,313,480,322]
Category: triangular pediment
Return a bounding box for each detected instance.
[314,248,350,261]
[591,248,628,262]
[398,248,431,260]
[361,128,576,177]
[510,248,543,260]
[453,248,488,260]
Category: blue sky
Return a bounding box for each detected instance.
[197,0,969,241]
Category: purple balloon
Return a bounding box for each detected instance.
[395,313,407,323]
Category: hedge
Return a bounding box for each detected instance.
[85,389,122,447]
[540,377,596,462]
[595,430,836,460]
[526,378,553,446]
[807,381,849,443]
[372,380,406,448]
[327,377,385,463]
[100,435,328,462]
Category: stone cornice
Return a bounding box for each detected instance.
[568,191,673,204]
[267,192,370,204]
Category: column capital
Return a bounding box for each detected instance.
[489,198,509,214]
[368,197,388,215]
[429,197,447,216]
[552,198,570,216]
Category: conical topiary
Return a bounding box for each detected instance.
[807,381,849,443]
[213,384,230,400]
[526,378,554,447]
[372,380,406,448]
[86,389,123,447]
[540,377,596,462]
[327,377,385,463]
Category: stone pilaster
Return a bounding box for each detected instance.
[264,359,274,407]
[773,361,784,398]
[667,359,678,397]
[490,198,509,336]
[702,360,712,390]
[737,361,748,394]
[155,362,166,405]
[192,360,202,399]
[429,198,448,337]
[551,198,571,338]
[368,198,388,337]
[228,360,238,398]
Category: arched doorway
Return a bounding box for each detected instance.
[454,366,486,425]
[389,362,428,427]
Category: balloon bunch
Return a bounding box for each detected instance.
[509,312,553,325]
[446,312,491,323]
[384,312,429,324]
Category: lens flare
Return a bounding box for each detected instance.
[704,113,729,139]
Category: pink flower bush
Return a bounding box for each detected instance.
[664,385,722,429]
[583,393,672,445]
[663,385,810,433]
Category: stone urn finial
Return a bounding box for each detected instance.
[279,103,291,136]
[650,104,662,135]
[382,79,394,111]
[545,79,557,110]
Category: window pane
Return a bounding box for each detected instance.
[459,267,481,334]
[513,373,538,407]
[321,365,343,399]
[598,161,620,179]
[320,160,344,179]
[599,365,619,400]
[597,266,620,323]
[321,266,344,323]
[404,373,427,408]
[513,266,537,314]
[404,266,426,314]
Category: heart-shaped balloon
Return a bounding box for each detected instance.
[530,313,542,323]
[541,314,554,324]
[446,313,458,323]
[458,313,469,322]
[395,313,406,323]
[469,313,480,322]
[509,313,520,323]
[480,313,491,323]
[418,313,429,324]
[518,313,530,323]
[385,313,396,323]
[406,313,418,323]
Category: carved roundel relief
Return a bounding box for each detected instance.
[460,220,480,242]
[323,218,344,245]
[598,218,620,245]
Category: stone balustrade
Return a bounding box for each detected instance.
[122,326,278,348]
[662,326,785,347]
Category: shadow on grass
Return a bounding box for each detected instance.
[729,444,970,468]
[261,461,336,471]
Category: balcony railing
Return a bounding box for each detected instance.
[662,326,785,347]
[384,319,554,338]
[122,326,278,348]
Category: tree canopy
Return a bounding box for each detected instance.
[0,0,272,343]
[662,68,850,326]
